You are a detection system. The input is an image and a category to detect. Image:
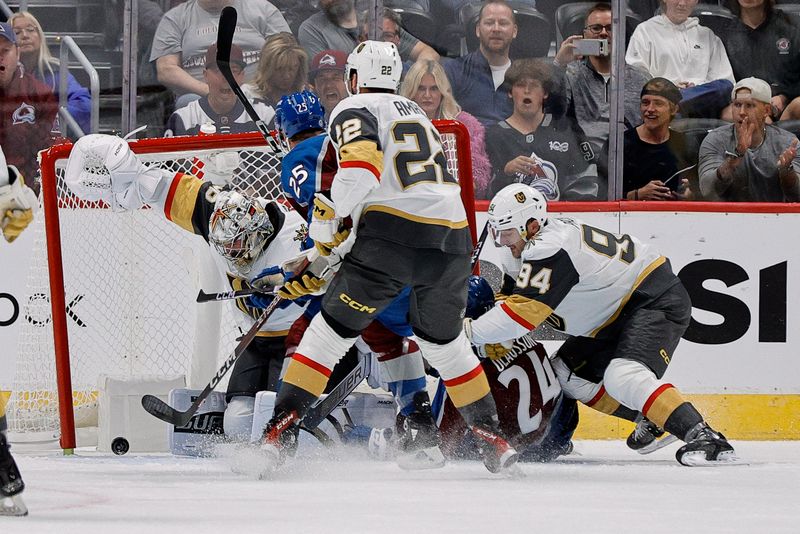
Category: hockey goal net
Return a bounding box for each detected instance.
[7,121,476,451]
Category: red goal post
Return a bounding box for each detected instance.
[9,120,477,452]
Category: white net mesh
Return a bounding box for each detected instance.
[8,125,469,446]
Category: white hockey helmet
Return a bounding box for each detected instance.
[345,40,402,95]
[487,183,548,246]
[208,190,273,273]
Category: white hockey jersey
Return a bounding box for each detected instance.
[327,92,472,254]
[471,217,673,343]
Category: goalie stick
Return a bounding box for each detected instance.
[197,287,263,303]
[141,295,284,426]
[216,7,284,156]
[301,350,370,430]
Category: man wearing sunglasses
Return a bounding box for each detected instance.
[553,3,651,154]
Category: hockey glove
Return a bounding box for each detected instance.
[278,273,327,300]
[2,209,33,243]
[250,265,288,291]
[482,341,515,361]
[309,193,349,256]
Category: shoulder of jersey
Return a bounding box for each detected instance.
[522,218,577,260]
[291,134,326,161]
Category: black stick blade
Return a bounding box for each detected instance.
[141,394,192,427]
[216,6,237,72]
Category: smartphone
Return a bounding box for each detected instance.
[573,38,609,56]
[663,164,696,192]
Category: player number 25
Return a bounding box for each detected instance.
[497,351,560,434]
[288,164,308,198]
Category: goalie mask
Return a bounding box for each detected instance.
[345,40,402,95]
[208,190,274,272]
[487,183,548,247]
[275,90,327,152]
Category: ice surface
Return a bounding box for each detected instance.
[4,441,799,534]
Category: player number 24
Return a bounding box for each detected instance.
[497,350,560,434]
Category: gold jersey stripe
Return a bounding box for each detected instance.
[445,372,491,408]
[339,140,384,177]
[164,174,204,233]
[256,329,289,338]
[590,256,667,338]
[282,358,330,397]
[501,294,555,330]
[362,205,470,229]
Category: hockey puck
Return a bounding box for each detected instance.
[111,437,130,455]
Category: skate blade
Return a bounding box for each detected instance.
[397,446,446,470]
[679,450,747,467]
[0,495,28,517]
[637,434,679,455]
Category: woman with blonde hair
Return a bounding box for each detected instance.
[10,11,91,134]
[243,33,308,106]
[399,59,492,199]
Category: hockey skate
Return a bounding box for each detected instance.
[395,392,445,471]
[0,433,27,517]
[257,410,301,477]
[469,422,519,474]
[627,417,678,455]
[676,423,740,466]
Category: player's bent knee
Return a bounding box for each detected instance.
[551,356,602,404]
[295,312,359,372]
[603,358,661,412]
[223,395,255,440]
[414,332,477,380]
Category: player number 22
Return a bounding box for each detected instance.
[497,351,560,434]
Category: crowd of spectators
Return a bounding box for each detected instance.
[2,0,800,202]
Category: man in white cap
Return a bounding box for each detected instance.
[698,77,800,202]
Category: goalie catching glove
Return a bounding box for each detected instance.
[64,134,169,211]
[309,193,350,256]
[0,148,37,243]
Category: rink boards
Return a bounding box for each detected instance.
[2,202,799,439]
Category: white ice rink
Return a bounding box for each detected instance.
[4,440,799,534]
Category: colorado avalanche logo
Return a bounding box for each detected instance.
[516,157,560,200]
[776,37,790,55]
[12,102,36,125]
[318,53,337,67]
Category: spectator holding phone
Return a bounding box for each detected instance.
[699,78,800,202]
[554,3,650,152]
[600,77,695,200]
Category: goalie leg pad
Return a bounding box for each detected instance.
[223,396,256,441]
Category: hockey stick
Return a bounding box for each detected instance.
[197,287,265,303]
[216,6,284,156]
[301,351,370,430]
[470,221,489,274]
[141,295,284,426]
